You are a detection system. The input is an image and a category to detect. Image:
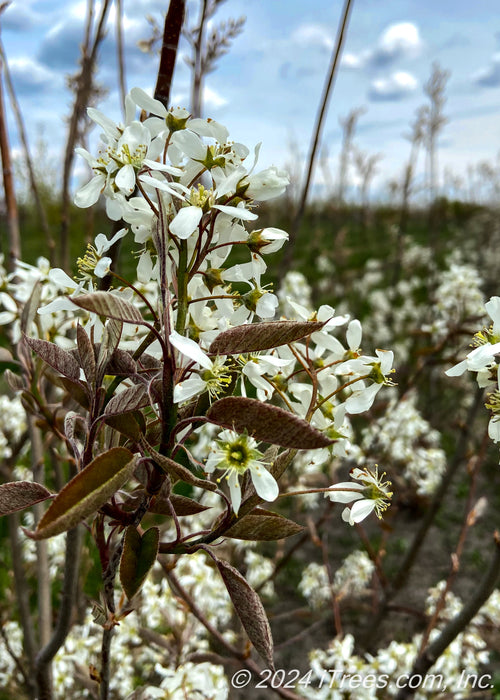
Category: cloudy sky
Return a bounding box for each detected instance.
[2,0,500,200]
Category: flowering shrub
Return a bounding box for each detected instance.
[0,89,397,698]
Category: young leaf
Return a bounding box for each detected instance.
[97,319,123,381]
[144,445,218,492]
[214,557,274,669]
[104,412,144,441]
[120,526,160,600]
[104,384,149,416]
[23,336,81,381]
[152,493,211,516]
[224,508,303,541]
[71,292,146,325]
[27,447,137,540]
[77,324,96,385]
[209,320,325,355]
[20,280,42,334]
[0,482,54,516]
[207,397,334,449]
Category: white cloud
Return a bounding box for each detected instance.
[472,53,500,88]
[344,22,422,71]
[204,86,228,109]
[342,53,363,70]
[374,22,422,63]
[291,23,333,52]
[9,57,57,94]
[368,71,418,101]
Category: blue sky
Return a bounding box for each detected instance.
[2,0,500,200]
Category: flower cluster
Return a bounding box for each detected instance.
[6,87,395,522]
[446,295,500,448]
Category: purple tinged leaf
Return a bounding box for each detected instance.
[97,319,123,380]
[71,292,145,325]
[215,557,274,668]
[144,444,217,492]
[5,369,24,393]
[120,526,160,600]
[207,397,334,449]
[24,336,81,381]
[0,482,54,516]
[104,384,149,416]
[209,320,326,355]
[27,447,137,540]
[224,508,303,541]
[151,493,211,516]
[21,281,41,334]
[104,412,144,441]
[77,324,96,385]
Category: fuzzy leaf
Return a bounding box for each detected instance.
[225,508,303,541]
[120,526,159,599]
[209,320,325,355]
[207,397,334,449]
[27,447,136,540]
[77,325,96,385]
[153,493,211,516]
[104,412,144,441]
[104,384,149,416]
[106,349,139,378]
[71,292,145,325]
[24,336,81,381]
[21,281,42,334]
[145,446,217,492]
[97,319,123,381]
[60,377,91,410]
[0,481,54,516]
[5,369,24,393]
[215,557,274,668]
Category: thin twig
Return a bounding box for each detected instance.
[394,531,500,700]
[35,526,83,699]
[0,37,54,262]
[281,0,355,272]
[0,51,20,271]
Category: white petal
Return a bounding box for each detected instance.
[173,376,206,403]
[227,470,242,515]
[250,465,279,503]
[74,174,105,208]
[489,417,500,443]
[345,383,380,414]
[87,108,120,139]
[346,319,362,350]
[94,257,111,278]
[325,483,365,503]
[213,204,258,221]
[130,87,168,117]
[347,499,376,523]
[445,360,467,377]
[170,206,203,239]
[115,164,136,194]
[169,330,213,370]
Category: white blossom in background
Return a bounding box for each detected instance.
[332,550,375,597]
[356,392,446,497]
[298,577,499,699]
[298,562,332,610]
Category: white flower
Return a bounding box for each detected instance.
[241,166,289,201]
[344,349,395,415]
[205,429,278,514]
[169,330,230,403]
[76,228,128,280]
[326,466,392,525]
